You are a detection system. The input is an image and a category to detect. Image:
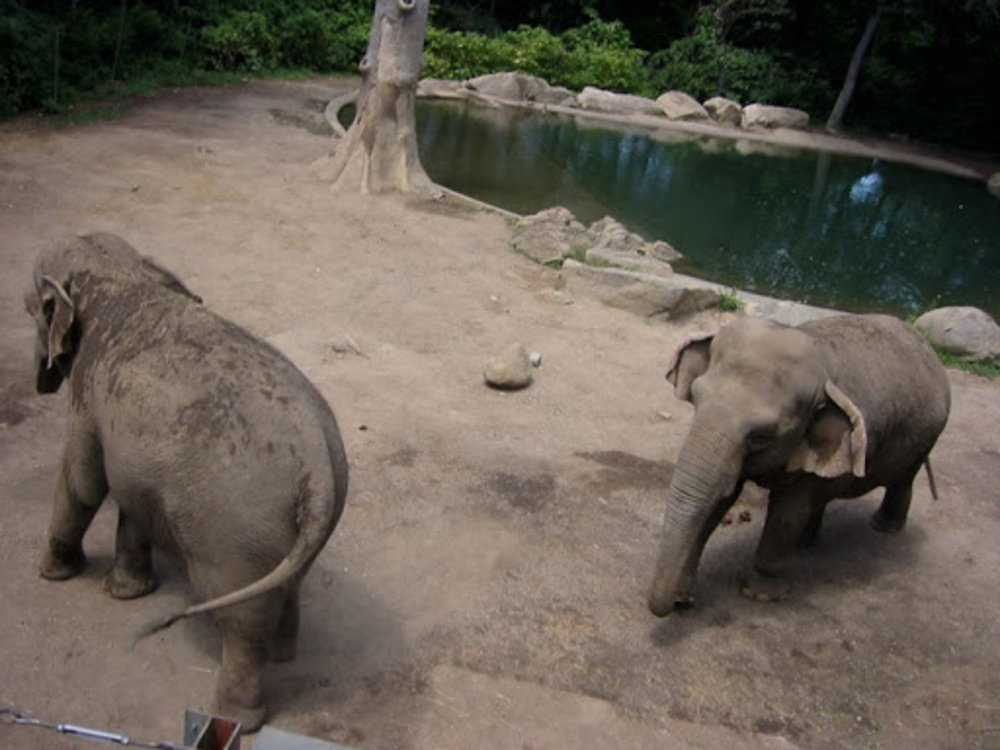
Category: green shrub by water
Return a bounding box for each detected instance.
[424,17,647,95]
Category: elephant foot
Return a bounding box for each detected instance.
[870,511,906,534]
[739,570,791,602]
[215,694,266,733]
[39,538,86,580]
[104,568,159,600]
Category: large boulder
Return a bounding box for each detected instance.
[656,91,709,121]
[577,87,663,116]
[703,96,742,127]
[417,78,468,100]
[913,306,1000,363]
[561,260,720,318]
[465,72,576,107]
[510,207,590,265]
[741,103,810,130]
[587,216,683,264]
[511,209,683,270]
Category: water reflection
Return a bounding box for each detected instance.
[416,100,999,317]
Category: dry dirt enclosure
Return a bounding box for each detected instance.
[1,78,999,750]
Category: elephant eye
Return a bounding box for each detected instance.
[746,429,777,451]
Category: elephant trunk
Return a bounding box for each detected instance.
[648,420,744,617]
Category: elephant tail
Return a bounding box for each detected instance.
[133,424,349,646]
[924,457,939,501]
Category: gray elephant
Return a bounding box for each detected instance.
[24,233,348,729]
[648,314,950,617]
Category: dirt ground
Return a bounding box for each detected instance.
[1,78,999,750]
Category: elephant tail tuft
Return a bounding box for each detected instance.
[130,610,186,648]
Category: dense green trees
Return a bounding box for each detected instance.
[1,0,997,151]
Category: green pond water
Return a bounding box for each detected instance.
[416,100,1000,318]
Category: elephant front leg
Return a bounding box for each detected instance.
[104,508,158,599]
[215,631,268,732]
[741,488,816,602]
[39,458,107,580]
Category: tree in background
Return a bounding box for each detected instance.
[825,0,883,132]
[319,0,432,193]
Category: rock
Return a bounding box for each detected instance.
[588,216,682,261]
[741,103,810,130]
[913,306,1000,363]
[988,172,1000,198]
[466,72,576,107]
[577,86,663,116]
[417,78,468,100]
[561,260,720,318]
[703,96,742,127]
[484,343,534,389]
[656,91,709,121]
[511,207,590,265]
[585,216,681,275]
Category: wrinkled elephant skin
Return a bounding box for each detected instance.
[24,233,349,730]
[648,315,950,617]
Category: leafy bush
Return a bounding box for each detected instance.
[425,15,646,94]
[424,27,515,81]
[200,11,277,72]
[276,5,370,72]
[646,9,830,109]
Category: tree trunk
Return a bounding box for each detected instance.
[321,0,432,193]
[825,0,883,133]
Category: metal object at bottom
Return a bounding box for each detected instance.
[183,710,242,750]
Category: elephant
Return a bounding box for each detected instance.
[647,314,950,617]
[24,232,349,730]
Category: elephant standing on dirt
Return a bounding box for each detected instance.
[24,233,349,730]
[648,314,950,617]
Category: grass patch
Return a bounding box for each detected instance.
[718,287,744,312]
[933,347,999,379]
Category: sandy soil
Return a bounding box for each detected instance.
[1,78,999,750]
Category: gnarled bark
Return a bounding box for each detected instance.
[321,0,432,193]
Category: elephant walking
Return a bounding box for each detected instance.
[24,233,349,730]
[648,314,950,617]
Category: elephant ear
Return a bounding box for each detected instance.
[38,275,76,368]
[140,256,203,303]
[665,331,714,401]
[787,381,867,479]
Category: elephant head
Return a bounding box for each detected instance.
[648,317,867,617]
[24,233,202,394]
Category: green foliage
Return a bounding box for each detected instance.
[645,8,830,108]
[718,287,744,312]
[426,15,645,94]
[0,0,372,118]
[200,11,277,72]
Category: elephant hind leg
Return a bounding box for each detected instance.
[270,586,300,663]
[215,630,268,731]
[871,459,922,533]
[104,507,158,599]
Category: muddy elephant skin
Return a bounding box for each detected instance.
[23,232,349,730]
[648,314,950,617]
